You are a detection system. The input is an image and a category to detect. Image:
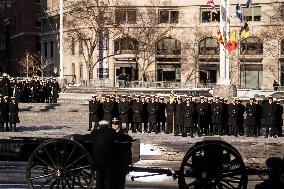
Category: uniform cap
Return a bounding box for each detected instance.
[2,73,7,77]
[112,117,120,123]
[11,97,16,100]
[98,120,109,126]
[215,96,220,98]
[268,96,273,99]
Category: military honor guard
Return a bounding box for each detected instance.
[9,97,19,132]
[182,96,196,137]
[118,95,130,132]
[132,95,143,133]
[148,95,159,134]
[88,94,101,131]
[196,96,210,136]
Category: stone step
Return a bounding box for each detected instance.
[19,103,88,112]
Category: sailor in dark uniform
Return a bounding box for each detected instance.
[157,96,166,133]
[0,95,4,132]
[174,97,183,136]
[228,98,240,136]
[88,94,100,131]
[211,96,224,135]
[148,95,159,134]
[165,97,176,134]
[9,97,19,132]
[183,96,196,137]
[141,95,149,132]
[103,95,114,123]
[132,95,143,133]
[118,95,130,133]
[196,96,210,136]
[275,99,283,137]
[263,96,277,137]
[245,97,257,137]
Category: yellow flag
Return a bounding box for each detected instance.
[230,30,237,42]
[240,22,250,38]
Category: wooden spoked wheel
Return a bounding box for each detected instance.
[26,139,95,189]
[178,141,248,189]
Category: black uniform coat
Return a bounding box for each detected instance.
[9,102,19,124]
[89,100,100,122]
[158,102,166,122]
[132,100,143,123]
[175,103,184,125]
[166,102,175,124]
[196,102,210,126]
[148,101,159,124]
[0,77,10,97]
[142,101,148,123]
[183,102,196,128]
[0,102,5,123]
[263,102,277,126]
[103,101,114,122]
[118,101,130,123]
[245,103,257,126]
[211,102,224,124]
[228,103,240,126]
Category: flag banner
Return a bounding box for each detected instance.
[240,22,250,38]
[236,3,243,22]
[207,0,218,14]
[226,30,238,53]
[245,0,252,8]
[216,25,224,45]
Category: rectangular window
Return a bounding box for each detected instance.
[159,10,179,23]
[79,39,83,55]
[243,6,261,21]
[201,9,220,22]
[50,41,54,58]
[71,38,75,55]
[79,64,83,79]
[72,63,75,77]
[115,9,136,23]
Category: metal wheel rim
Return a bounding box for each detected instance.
[26,138,95,189]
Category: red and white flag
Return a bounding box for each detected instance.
[207,0,218,14]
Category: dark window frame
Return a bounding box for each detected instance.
[240,37,263,55]
[199,37,219,55]
[200,8,220,23]
[158,9,179,24]
[281,39,284,55]
[114,37,139,54]
[156,38,181,55]
[242,6,261,22]
[115,9,137,24]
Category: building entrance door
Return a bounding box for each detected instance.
[199,65,218,84]
[115,66,138,87]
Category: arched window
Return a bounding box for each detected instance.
[156,38,181,55]
[199,37,219,55]
[240,37,263,55]
[281,38,284,55]
[114,37,138,54]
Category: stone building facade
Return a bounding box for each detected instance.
[40,0,284,89]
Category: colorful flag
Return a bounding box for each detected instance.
[216,25,224,45]
[226,31,238,53]
[240,22,250,38]
[245,0,252,8]
[236,3,243,22]
[207,0,218,14]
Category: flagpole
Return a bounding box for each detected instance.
[59,0,64,78]
[218,0,230,85]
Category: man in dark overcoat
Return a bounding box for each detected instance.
[148,95,159,134]
[103,95,114,123]
[228,98,241,136]
[196,96,210,136]
[166,97,176,134]
[9,97,19,132]
[132,95,143,133]
[157,96,166,133]
[211,96,224,135]
[263,96,277,137]
[141,95,149,132]
[0,95,5,132]
[118,95,130,132]
[182,96,196,137]
[245,98,257,137]
[275,99,283,137]
[174,97,183,136]
[89,94,101,131]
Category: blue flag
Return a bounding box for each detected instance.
[236,3,243,22]
[245,0,252,8]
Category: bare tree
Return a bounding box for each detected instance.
[113,0,174,81]
[64,0,115,85]
[19,51,53,77]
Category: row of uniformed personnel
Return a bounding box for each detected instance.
[0,74,60,103]
[89,94,283,137]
